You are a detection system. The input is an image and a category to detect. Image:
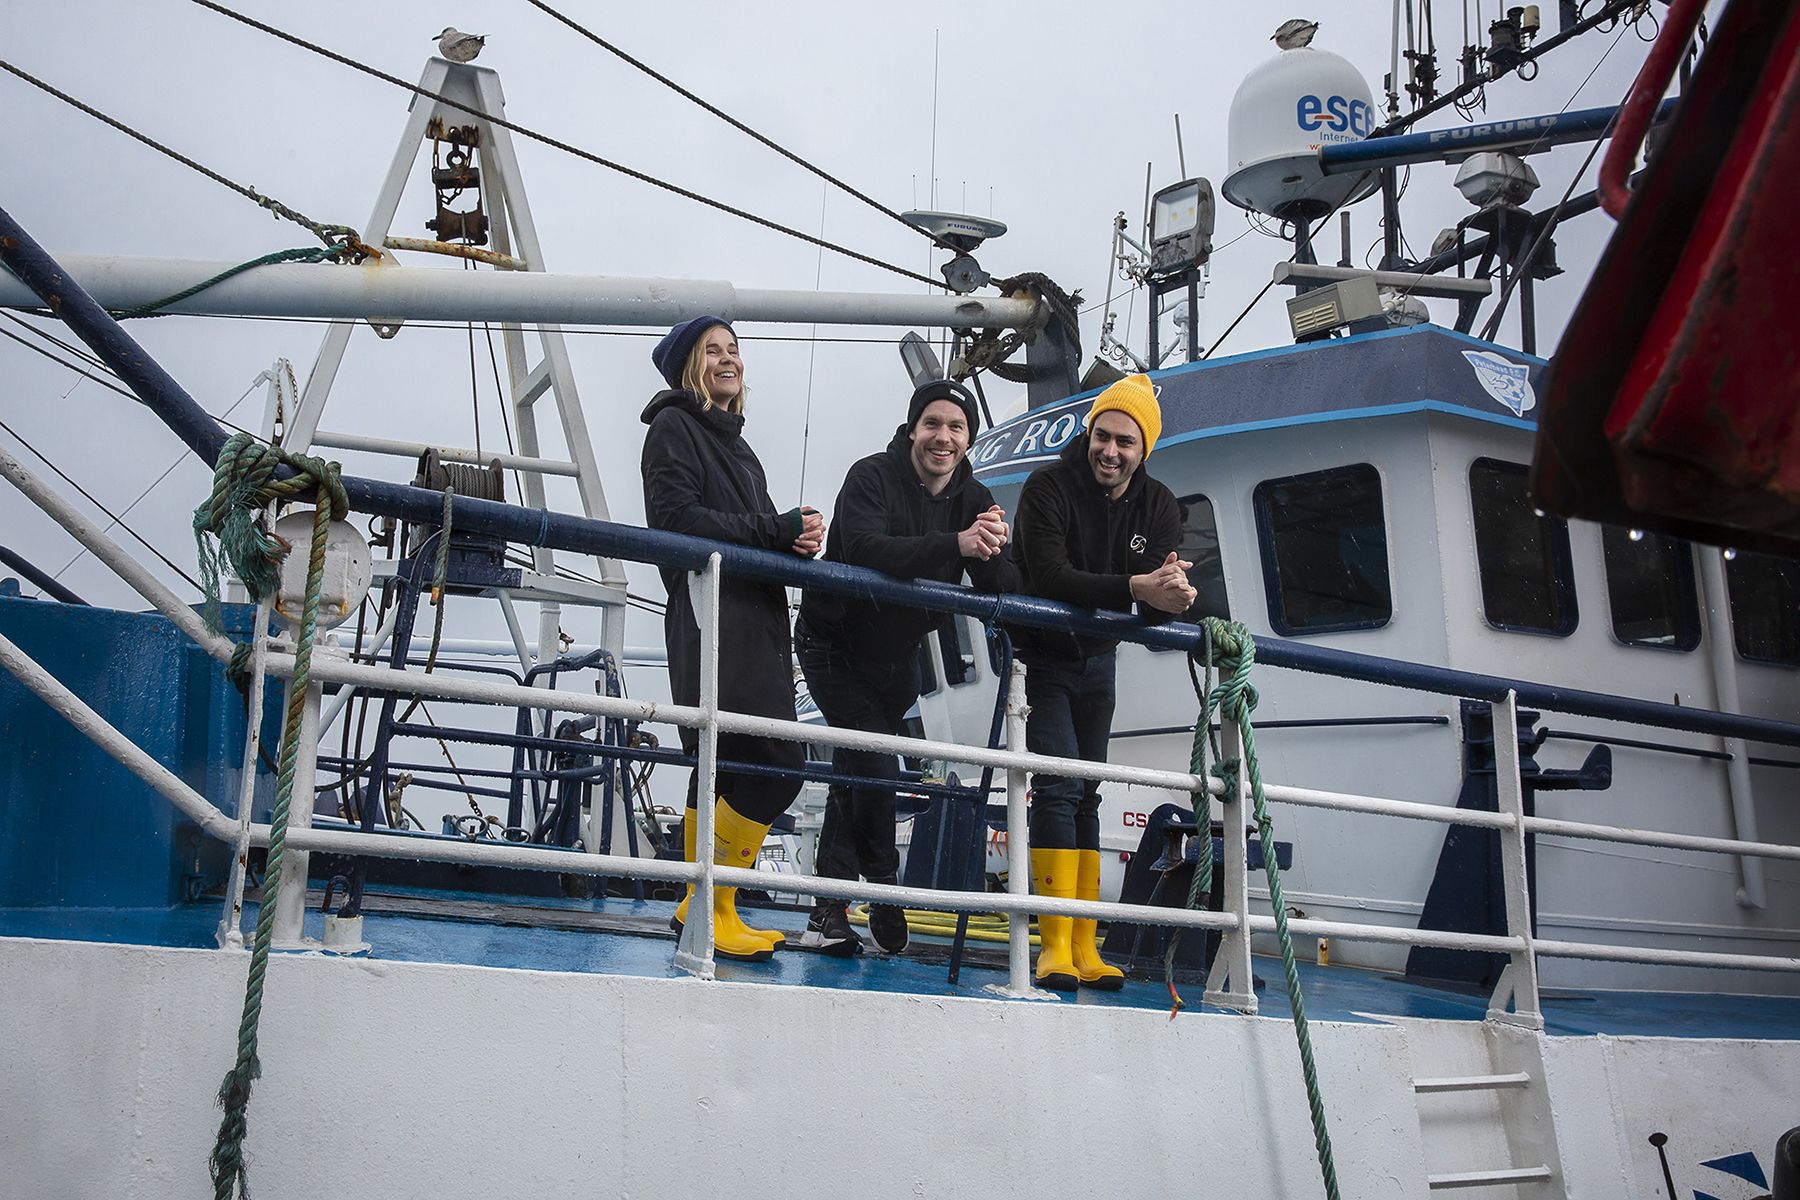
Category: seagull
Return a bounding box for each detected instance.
[434,27,486,63]
[1272,19,1319,49]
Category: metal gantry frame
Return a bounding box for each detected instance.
[6,443,1800,1005]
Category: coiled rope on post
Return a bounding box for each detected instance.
[1178,618,1342,1200]
[193,433,347,1200]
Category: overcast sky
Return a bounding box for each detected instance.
[0,0,1664,728]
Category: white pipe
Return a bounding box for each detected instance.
[270,683,321,949]
[216,597,273,950]
[310,430,581,477]
[0,449,231,660]
[1002,661,1033,995]
[0,630,237,841]
[1699,547,1767,908]
[1523,815,1800,861]
[673,557,722,977]
[0,254,1039,329]
[1533,938,1800,974]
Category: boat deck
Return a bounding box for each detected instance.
[5,885,1796,1040]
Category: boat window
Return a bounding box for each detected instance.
[916,639,941,697]
[1600,526,1699,651]
[1469,458,1577,636]
[938,616,976,686]
[1725,550,1800,665]
[1253,464,1392,635]
[1151,493,1231,651]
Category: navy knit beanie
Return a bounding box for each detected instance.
[651,315,734,389]
[906,378,981,436]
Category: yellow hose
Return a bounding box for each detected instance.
[848,904,1038,946]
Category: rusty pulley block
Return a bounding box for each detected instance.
[425,118,489,246]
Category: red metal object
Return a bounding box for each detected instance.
[1598,0,1709,219]
[1532,0,1800,555]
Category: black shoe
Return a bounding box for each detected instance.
[865,878,910,954]
[800,902,864,957]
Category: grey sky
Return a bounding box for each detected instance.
[1,0,1657,643]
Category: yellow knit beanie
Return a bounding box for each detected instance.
[1087,373,1162,457]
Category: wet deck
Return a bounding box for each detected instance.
[5,885,1797,1041]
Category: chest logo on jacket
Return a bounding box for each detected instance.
[1130,533,1147,553]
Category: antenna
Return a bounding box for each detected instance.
[1175,114,1188,179]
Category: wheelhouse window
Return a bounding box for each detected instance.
[1253,464,1392,635]
[1725,550,1800,665]
[916,639,941,696]
[937,616,976,686]
[1601,526,1699,651]
[1151,493,1231,651]
[1469,458,1577,636]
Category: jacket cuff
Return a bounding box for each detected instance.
[782,507,805,544]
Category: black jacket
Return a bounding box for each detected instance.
[798,426,1021,659]
[1012,433,1185,659]
[640,390,803,730]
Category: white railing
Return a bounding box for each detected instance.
[5,445,1800,1020]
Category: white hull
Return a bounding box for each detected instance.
[4,935,1791,1198]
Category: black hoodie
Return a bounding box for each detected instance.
[797,425,1021,660]
[640,389,804,728]
[1012,432,1184,659]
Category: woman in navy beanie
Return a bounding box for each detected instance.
[640,315,823,960]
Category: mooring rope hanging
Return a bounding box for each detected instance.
[193,433,347,1200]
[1177,617,1341,1200]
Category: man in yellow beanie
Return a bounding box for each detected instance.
[1011,373,1195,991]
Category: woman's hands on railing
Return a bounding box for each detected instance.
[791,508,825,557]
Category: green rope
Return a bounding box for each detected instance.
[1178,618,1342,1200]
[1166,622,1220,997]
[194,433,347,1200]
[397,485,453,724]
[110,244,352,320]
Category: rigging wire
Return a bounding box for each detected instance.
[49,376,263,583]
[0,58,361,251]
[522,0,952,253]
[0,415,201,590]
[182,0,942,289]
[35,307,917,346]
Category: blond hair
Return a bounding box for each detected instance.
[680,332,748,413]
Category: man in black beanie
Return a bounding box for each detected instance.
[796,379,1020,955]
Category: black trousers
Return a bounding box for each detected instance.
[1022,650,1117,852]
[677,725,804,826]
[797,634,922,883]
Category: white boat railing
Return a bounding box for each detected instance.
[5,443,1799,1020]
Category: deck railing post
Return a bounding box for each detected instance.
[673,553,722,979]
[216,596,274,950]
[1204,716,1259,1013]
[1001,660,1035,996]
[270,674,323,950]
[1488,689,1544,1029]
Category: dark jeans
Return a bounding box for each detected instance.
[797,634,922,883]
[1022,650,1117,851]
[677,726,804,826]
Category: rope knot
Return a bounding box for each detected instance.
[192,433,347,630]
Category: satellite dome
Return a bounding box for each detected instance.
[1223,33,1380,220]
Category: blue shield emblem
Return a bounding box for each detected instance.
[1461,350,1536,417]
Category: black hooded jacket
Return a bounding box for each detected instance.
[797,425,1021,660]
[640,389,803,724]
[1012,432,1185,659]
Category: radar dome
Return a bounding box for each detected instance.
[1223,36,1380,220]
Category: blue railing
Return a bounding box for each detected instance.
[6,202,1800,750]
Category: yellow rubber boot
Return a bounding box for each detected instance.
[1030,848,1080,991]
[670,805,782,957]
[1073,849,1125,990]
[712,798,787,951]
